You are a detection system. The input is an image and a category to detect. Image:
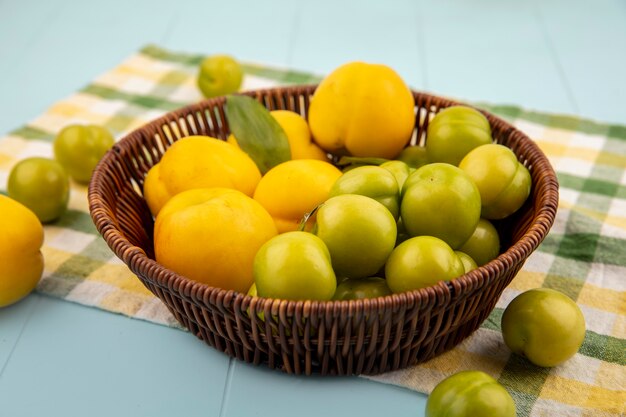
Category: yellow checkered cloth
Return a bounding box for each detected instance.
[0,45,623,417]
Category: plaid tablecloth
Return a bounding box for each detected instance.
[0,45,623,417]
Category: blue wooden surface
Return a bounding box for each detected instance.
[0,1,624,416]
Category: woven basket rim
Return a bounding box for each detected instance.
[88,86,559,317]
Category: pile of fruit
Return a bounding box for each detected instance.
[149,61,532,302]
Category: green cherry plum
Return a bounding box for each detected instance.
[396,145,429,169]
[7,157,70,223]
[426,106,492,166]
[197,54,244,98]
[459,144,531,220]
[332,277,392,301]
[401,163,481,249]
[455,251,477,273]
[329,165,400,220]
[315,194,397,279]
[53,124,115,184]
[458,218,500,266]
[426,371,516,417]
[380,159,411,190]
[501,288,586,367]
[385,236,464,293]
[253,231,336,301]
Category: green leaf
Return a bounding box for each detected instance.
[224,95,291,174]
[297,203,323,232]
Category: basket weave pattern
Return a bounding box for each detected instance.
[88,86,558,375]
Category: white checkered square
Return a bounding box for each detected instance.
[569,131,607,152]
[496,287,522,309]
[65,280,117,306]
[91,99,128,116]
[586,263,626,292]
[128,109,168,132]
[462,328,510,363]
[579,304,618,335]
[68,188,90,212]
[134,297,178,327]
[92,71,128,90]
[242,74,279,90]
[514,119,547,142]
[166,83,203,102]
[69,92,104,108]
[121,76,157,95]
[125,54,182,75]
[108,255,127,266]
[560,187,581,206]
[44,226,96,253]
[14,139,53,160]
[556,156,594,178]
[523,250,556,274]
[600,220,626,240]
[30,113,87,133]
[368,366,444,394]
[552,354,602,385]
[607,196,626,218]
[0,171,7,190]
[531,398,583,417]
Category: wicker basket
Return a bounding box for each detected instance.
[88,86,558,376]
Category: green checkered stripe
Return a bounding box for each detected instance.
[0,45,623,416]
